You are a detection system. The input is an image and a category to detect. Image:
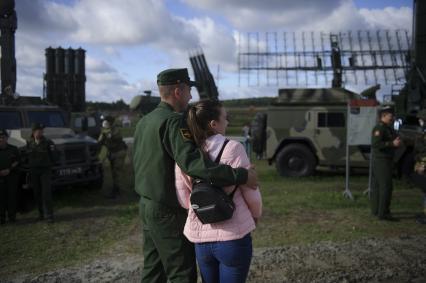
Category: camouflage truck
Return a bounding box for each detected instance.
[0,96,103,188]
[251,87,373,177]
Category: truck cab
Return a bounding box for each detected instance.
[0,98,103,188]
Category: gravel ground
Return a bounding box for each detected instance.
[6,235,426,283]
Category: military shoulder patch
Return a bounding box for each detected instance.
[374,130,381,136]
[180,128,193,141]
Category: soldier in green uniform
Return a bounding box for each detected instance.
[98,116,127,198]
[133,68,258,283]
[412,110,426,224]
[0,129,20,224]
[27,123,56,223]
[371,106,401,221]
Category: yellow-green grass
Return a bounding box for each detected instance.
[0,159,424,279]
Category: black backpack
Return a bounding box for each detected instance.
[190,139,238,224]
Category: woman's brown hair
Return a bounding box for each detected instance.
[187,99,223,147]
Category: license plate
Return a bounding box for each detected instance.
[58,167,82,176]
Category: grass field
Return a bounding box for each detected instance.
[0,158,424,279]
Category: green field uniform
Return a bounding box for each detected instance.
[133,101,248,283]
[98,125,127,196]
[27,136,56,220]
[413,112,426,223]
[0,144,20,224]
[371,121,397,218]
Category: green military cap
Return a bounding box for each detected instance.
[378,105,394,115]
[32,122,45,131]
[157,68,196,87]
[416,109,426,120]
[0,128,8,137]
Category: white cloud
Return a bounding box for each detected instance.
[183,0,343,30]
[359,6,412,30]
[187,17,236,71]
[183,0,411,33]
[11,0,413,102]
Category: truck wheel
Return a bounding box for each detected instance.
[275,144,316,177]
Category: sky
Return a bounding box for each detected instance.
[9,0,413,103]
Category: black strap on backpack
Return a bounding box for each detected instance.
[214,139,238,198]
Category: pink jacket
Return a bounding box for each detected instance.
[175,134,262,243]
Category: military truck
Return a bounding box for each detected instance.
[0,96,103,188]
[251,87,374,177]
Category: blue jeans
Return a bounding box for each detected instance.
[195,234,252,283]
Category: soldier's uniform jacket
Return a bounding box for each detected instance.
[133,102,248,208]
[26,137,56,169]
[0,144,19,172]
[98,127,127,153]
[371,122,397,159]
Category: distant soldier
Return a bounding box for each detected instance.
[98,116,127,198]
[412,110,426,224]
[242,122,251,156]
[0,129,20,225]
[371,105,401,221]
[27,123,56,223]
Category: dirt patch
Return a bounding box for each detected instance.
[7,234,426,283]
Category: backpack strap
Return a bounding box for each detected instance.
[214,139,230,163]
[214,138,238,198]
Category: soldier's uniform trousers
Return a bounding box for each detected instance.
[0,172,18,223]
[371,157,393,218]
[108,149,126,194]
[139,197,197,283]
[31,168,53,219]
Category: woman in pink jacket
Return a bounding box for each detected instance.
[175,99,262,283]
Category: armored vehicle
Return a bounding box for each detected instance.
[0,97,103,188]
[252,87,373,177]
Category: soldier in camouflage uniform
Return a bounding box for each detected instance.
[27,123,56,223]
[413,110,426,224]
[98,116,127,198]
[0,129,20,224]
[371,106,401,221]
